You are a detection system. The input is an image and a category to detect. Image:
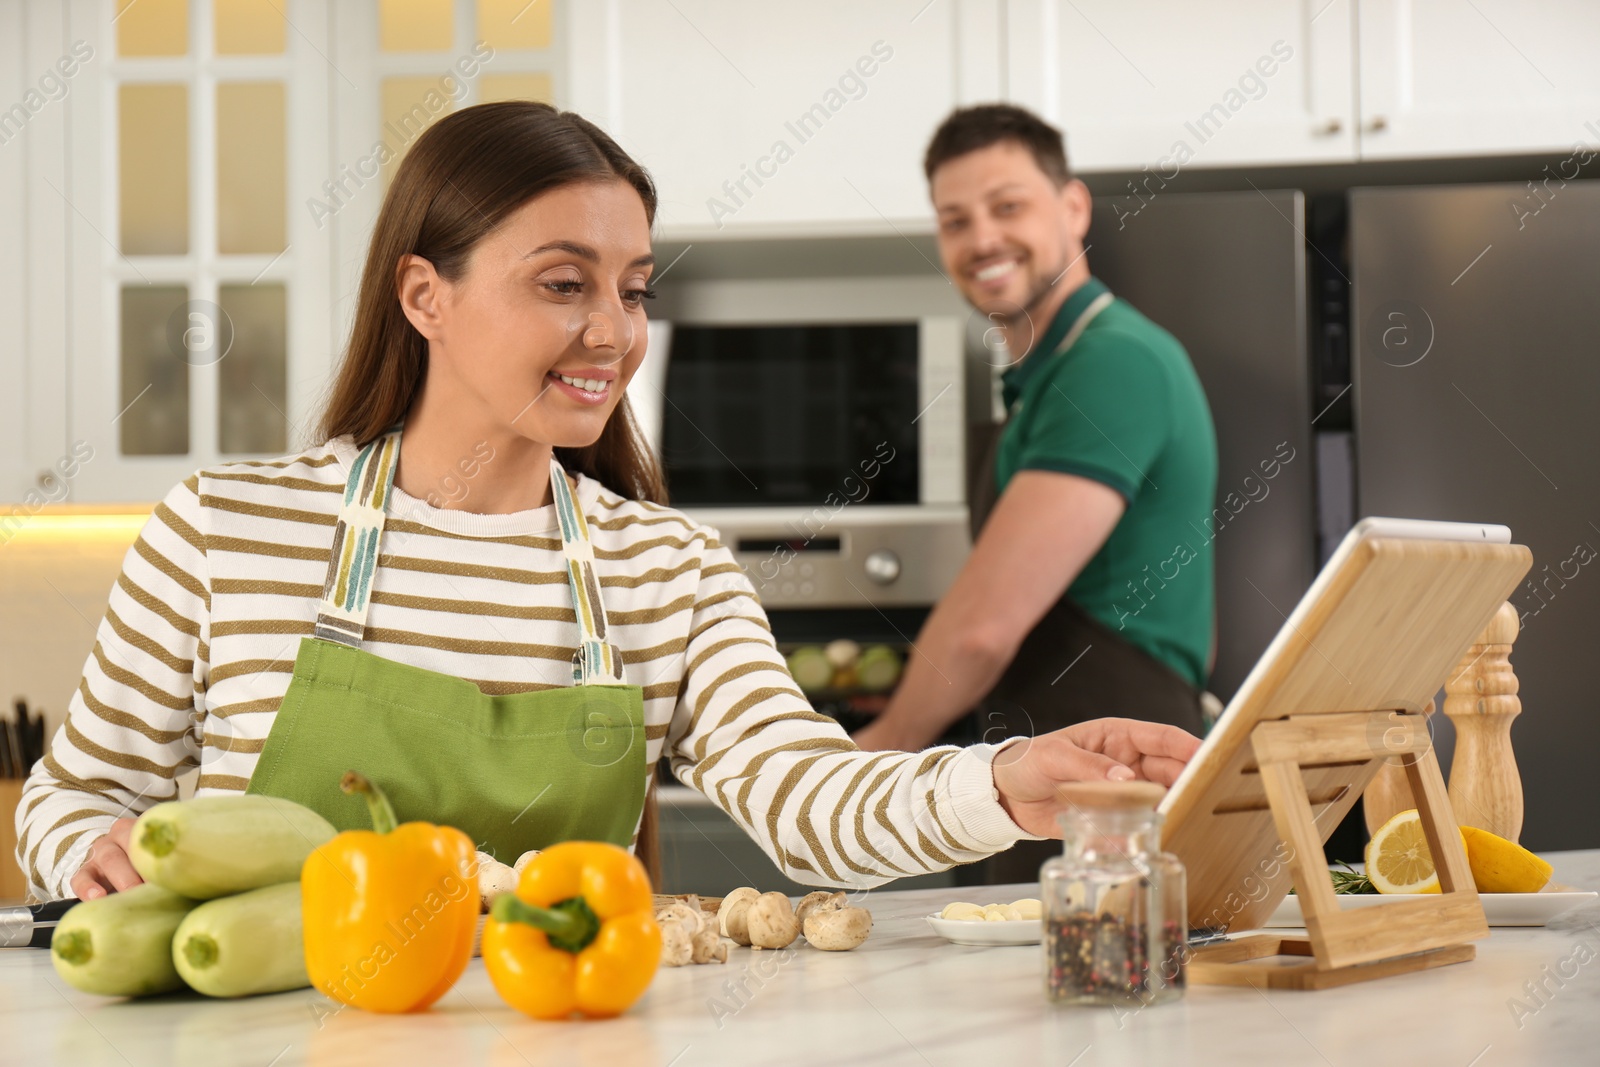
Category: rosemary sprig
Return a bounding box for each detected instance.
[1328,860,1376,895]
[1288,860,1376,895]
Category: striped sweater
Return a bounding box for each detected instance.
[16,438,1025,900]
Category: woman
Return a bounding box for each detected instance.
[17,103,1199,903]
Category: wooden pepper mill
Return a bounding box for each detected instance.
[1363,601,1524,841]
[1441,601,1523,840]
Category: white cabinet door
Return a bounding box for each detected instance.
[566,0,1004,238]
[1005,0,1357,173]
[0,1,74,506]
[62,0,334,503]
[1356,0,1600,161]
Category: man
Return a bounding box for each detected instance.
[853,105,1217,877]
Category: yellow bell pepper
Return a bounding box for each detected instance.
[482,841,662,1019]
[300,772,478,1014]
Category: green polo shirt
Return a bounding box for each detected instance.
[996,277,1217,690]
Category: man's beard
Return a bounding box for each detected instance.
[1000,253,1071,357]
[1023,251,1072,317]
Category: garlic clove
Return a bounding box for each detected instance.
[1009,898,1043,921]
[660,919,694,966]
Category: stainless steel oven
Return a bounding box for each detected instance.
[634,305,969,609]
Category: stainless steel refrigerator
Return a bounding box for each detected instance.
[1351,182,1600,852]
[1088,190,1320,706]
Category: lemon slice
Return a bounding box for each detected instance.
[1460,825,1554,893]
[1365,809,1462,894]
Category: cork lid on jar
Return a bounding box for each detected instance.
[1056,780,1166,811]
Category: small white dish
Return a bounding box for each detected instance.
[1266,890,1598,928]
[925,914,1042,946]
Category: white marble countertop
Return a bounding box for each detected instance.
[5,851,1600,1067]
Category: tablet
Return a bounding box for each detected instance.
[1158,517,1528,932]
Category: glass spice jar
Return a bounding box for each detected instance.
[1041,781,1186,1007]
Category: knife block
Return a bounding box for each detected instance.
[0,780,25,903]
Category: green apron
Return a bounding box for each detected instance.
[246,430,647,862]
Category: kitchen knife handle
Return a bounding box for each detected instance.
[31,898,79,924]
[1,899,80,949]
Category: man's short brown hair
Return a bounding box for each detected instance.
[923,104,1070,186]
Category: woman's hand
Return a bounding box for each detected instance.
[990,718,1202,838]
[68,818,143,900]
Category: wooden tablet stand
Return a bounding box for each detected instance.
[1187,708,1486,990]
[1165,533,1531,991]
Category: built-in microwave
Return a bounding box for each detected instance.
[630,309,970,609]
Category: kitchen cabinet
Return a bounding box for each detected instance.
[55,0,336,503]
[1004,0,1358,172]
[0,2,73,506]
[41,0,561,504]
[1007,0,1600,172]
[1356,0,1600,161]
[17,1,1600,504]
[564,0,1005,237]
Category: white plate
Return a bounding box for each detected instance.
[1266,890,1598,928]
[925,914,1041,946]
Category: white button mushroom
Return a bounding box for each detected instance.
[803,906,873,951]
[690,924,728,964]
[720,887,760,944]
[746,892,800,950]
[795,890,847,927]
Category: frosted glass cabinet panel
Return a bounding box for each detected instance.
[119,84,189,255]
[116,0,188,57]
[218,283,289,455]
[119,286,191,457]
[380,0,454,52]
[478,0,552,50]
[216,81,287,254]
[479,72,553,104]
[214,0,288,54]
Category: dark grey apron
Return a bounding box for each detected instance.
[970,301,1206,884]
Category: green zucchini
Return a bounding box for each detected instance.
[856,645,903,692]
[129,795,336,899]
[173,882,309,997]
[787,646,834,694]
[51,883,200,997]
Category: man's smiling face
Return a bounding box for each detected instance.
[930,140,1090,327]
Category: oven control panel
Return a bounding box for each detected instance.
[686,506,971,609]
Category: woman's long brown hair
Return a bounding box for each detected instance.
[317,100,667,504]
[318,102,667,883]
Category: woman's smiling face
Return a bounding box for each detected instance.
[399,179,655,449]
